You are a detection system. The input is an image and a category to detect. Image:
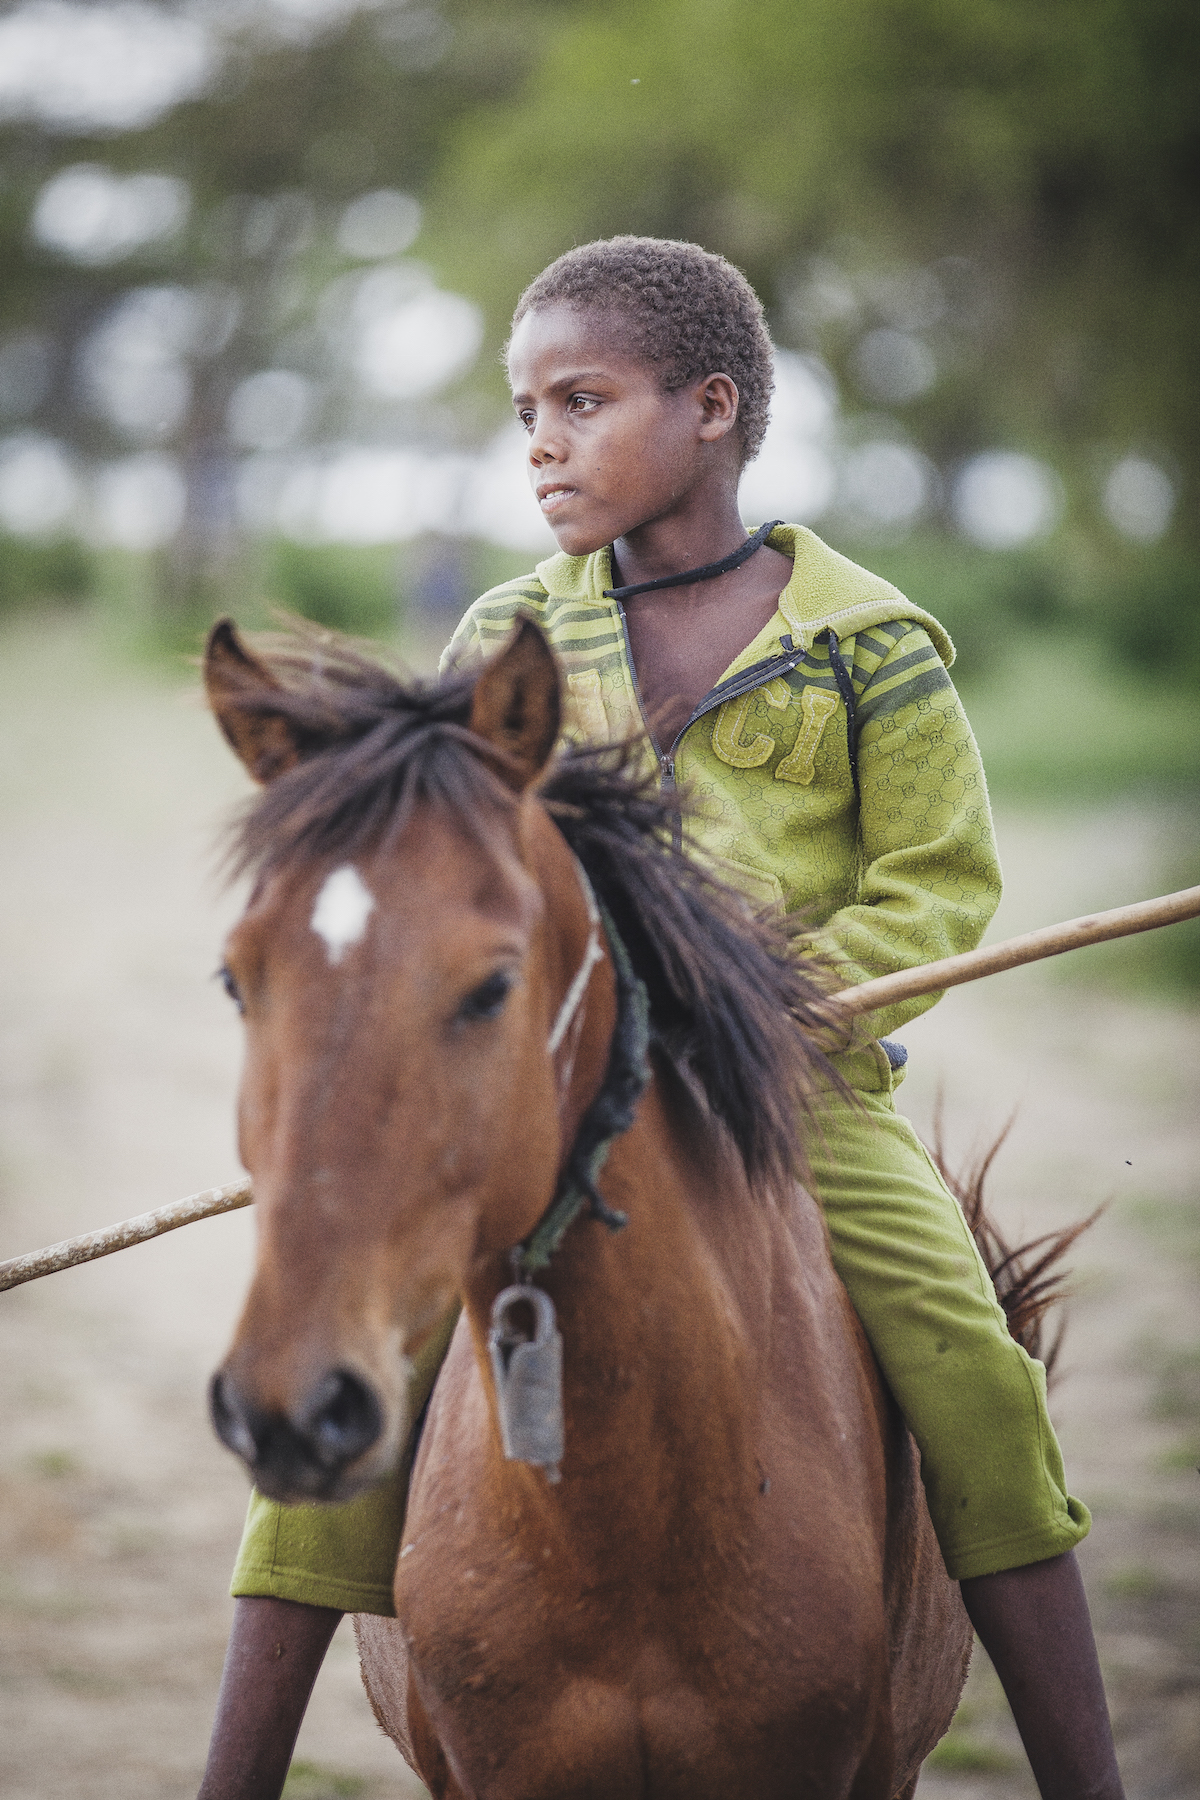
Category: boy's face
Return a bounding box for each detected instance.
[507,303,739,556]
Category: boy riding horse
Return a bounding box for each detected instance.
[199,238,1122,1800]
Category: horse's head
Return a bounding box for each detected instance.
[204,619,615,1502]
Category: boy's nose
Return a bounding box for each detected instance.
[527,420,562,467]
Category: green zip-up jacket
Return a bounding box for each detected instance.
[442,523,1002,1045]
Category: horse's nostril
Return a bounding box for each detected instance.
[209,1370,259,1464]
[209,1364,382,1497]
[301,1368,383,1468]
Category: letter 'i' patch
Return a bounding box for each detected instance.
[775,688,839,785]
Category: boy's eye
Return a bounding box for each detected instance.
[567,393,598,413]
[517,408,535,430]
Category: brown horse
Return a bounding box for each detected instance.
[204,615,975,1799]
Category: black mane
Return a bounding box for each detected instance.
[224,624,840,1192]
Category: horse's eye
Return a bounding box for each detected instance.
[458,971,513,1023]
[217,963,245,1015]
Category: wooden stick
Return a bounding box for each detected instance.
[3,885,1199,1293]
[831,884,1200,1019]
[0,1178,252,1293]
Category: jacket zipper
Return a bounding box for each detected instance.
[615,601,810,845]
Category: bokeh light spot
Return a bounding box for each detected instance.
[337,190,422,260]
[851,329,937,406]
[1103,457,1174,542]
[0,433,79,536]
[0,1,214,133]
[92,453,185,550]
[227,370,315,451]
[354,287,484,401]
[951,452,1063,550]
[32,165,189,266]
[839,441,935,533]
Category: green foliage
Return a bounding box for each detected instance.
[0,0,1195,650]
[281,1762,367,1800]
[1075,838,1200,997]
[1104,1565,1169,1601]
[1088,548,1200,683]
[951,636,1200,801]
[263,540,403,637]
[27,1449,81,1480]
[429,0,1200,497]
[853,532,1200,691]
[0,536,92,612]
[1150,1345,1200,1421]
[926,1729,1015,1774]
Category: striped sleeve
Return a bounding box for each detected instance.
[853,621,952,727]
[438,577,549,674]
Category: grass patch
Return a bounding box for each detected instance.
[282,1763,368,1800]
[1104,1564,1168,1601]
[1123,1195,1200,1266]
[48,1664,124,1697]
[1150,1345,1200,1423]
[926,1732,1016,1774]
[959,640,1200,803]
[27,1449,80,1479]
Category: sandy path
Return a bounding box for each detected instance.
[0,612,1195,1798]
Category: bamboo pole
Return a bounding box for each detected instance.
[2,885,1198,1293]
[831,883,1200,1018]
[0,1178,252,1293]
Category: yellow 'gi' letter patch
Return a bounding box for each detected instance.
[775,687,839,785]
[711,677,790,768]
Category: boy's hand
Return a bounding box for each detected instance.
[198,1596,343,1800]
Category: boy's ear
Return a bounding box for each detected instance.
[204,618,304,784]
[697,372,740,442]
[468,618,561,791]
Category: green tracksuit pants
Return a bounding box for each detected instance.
[229,1043,1088,1613]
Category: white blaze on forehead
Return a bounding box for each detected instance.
[311,865,376,965]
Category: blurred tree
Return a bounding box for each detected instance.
[0,0,1195,631]
[0,0,551,612]
[429,0,1199,523]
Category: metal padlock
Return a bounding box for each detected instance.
[487,1284,564,1482]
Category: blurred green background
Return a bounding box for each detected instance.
[0,0,1197,975]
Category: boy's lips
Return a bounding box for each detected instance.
[536,482,577,515]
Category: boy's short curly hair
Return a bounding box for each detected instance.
[511,236,774,464]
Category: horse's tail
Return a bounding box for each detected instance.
[926,1109,1104,1387]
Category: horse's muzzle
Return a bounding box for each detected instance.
[210,1365,384,1501]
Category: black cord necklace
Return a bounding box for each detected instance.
[603,519,783,601]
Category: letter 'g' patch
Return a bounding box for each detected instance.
[711,677,790,769]
[775,687,839,785]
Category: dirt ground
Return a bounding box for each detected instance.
[0,609,1196,1800]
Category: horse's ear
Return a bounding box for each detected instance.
[468,618,561,791]
[204,618,303,785]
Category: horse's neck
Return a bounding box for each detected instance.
[498,1069,835,1527]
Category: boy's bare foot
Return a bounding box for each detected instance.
[961,1550,1124,1800]
[198,1596,342,1800]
